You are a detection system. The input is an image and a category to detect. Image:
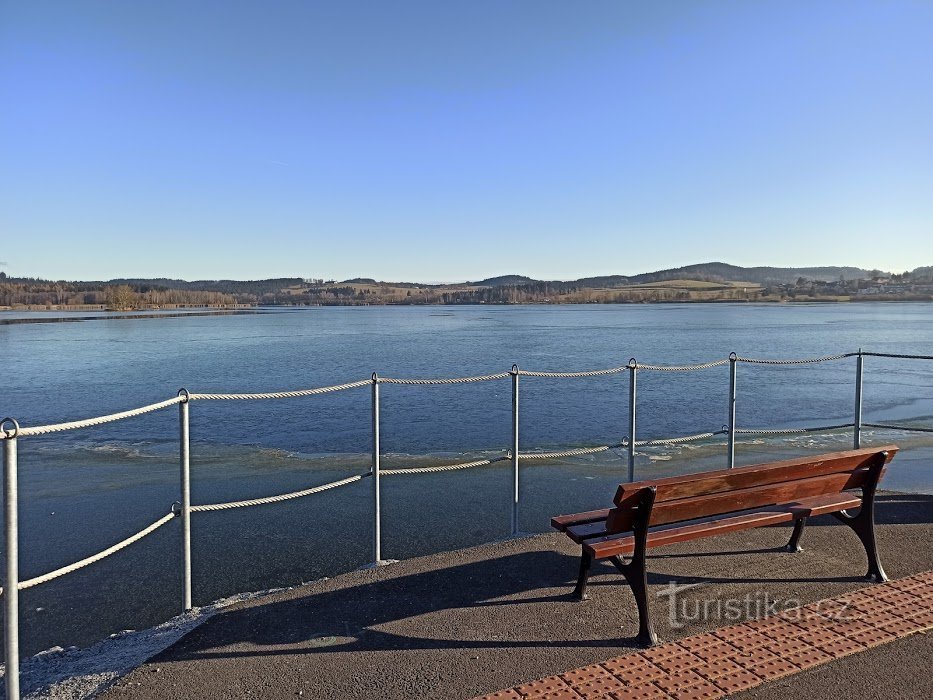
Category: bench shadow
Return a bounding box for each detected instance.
[156,549,647,664]
[156,494,931,665]
[796,493,933,526]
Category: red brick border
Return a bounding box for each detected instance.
[473,571,933,700]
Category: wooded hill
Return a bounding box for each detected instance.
[2,262,930,308]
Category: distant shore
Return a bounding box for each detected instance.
[0,308,265,325]
[2,296,930,313]
[0,303,256,312]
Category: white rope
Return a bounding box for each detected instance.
[517,366,628,378]
[189,379,370,400]
[6,396,185,438]
[16,511,176,591]
[379,373,510,385]
[190,473,367,512]
[734,353,855,365]
[519,444,623,459]
[382,455,509,475]
[735,423,855,435]
[633,430,726,446]
[637,360,729,372]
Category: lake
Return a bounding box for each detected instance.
[2,302,932,654]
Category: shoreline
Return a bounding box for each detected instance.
[2,297,931,315]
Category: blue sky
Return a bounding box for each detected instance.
[1,1,931,282]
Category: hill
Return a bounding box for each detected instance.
[5,263,931,309]
[465,263,880,289]
[625,263,876,286]
[471,275,538,286]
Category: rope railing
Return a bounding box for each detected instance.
[860,352,933,360]
[633,430,729,446]
[734,352,856,365]
[862,423,933,434]
[636,360,729,372]
[1,396,185,439]
[517,366,628,378]
[5,347,933,700]
[5,348,923,441]
[187,379,370,401]
[382,455,510,474]
[0,418,852,596]
[0,416,855,594]
[190,472,369,512]
[379,372,510,385]
[519,443,622,459]
[735,423,856,435]
[10,510,177,593]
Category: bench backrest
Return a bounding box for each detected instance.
[604,445,897,533]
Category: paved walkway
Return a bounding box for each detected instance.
[97,493,932,700]
[475,571,933,699]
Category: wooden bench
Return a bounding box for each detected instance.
[551,445,898,646]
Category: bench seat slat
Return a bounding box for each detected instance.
[565,504,793,544]
[551,508,611,532]
[581,492,862,559]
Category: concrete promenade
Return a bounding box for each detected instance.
[100,493,932,699]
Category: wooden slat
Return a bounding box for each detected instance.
[607,468,880,532]
[566,519,612,543]
[572,503,794,544]
[551,508,611,532]
[612,446,897,508]
[587,511,794,559]
[584,492,863,560]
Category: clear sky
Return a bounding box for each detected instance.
[1,1,932,282]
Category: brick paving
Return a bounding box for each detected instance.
[473,570,933,700]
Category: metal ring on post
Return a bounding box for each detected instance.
[0,418,19,440]
[177,388,190,404]
[511,364,519,375]
[628,358,637,369]
[729,352,738,362]
[372,372,379,383]
[171,501,183,517]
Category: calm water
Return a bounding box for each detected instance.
[2,303,933,654]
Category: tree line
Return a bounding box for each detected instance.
[0,277,238,308]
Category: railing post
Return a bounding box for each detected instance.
[854,349,864,449]
[371,373,381,564]
[728,353,737,468]
[627,359,637,482]
[2,419,20,700]
[178,390,192,612]
[510,365,520,535]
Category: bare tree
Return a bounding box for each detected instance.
[106,284,138,310]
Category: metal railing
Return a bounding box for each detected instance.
[2,348,932,698]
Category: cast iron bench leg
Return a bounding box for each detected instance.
[785,517,806,552]
[611,554,658,647]
[610,487,659,647]
[832,451,888,582]
[573,550,593,601]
